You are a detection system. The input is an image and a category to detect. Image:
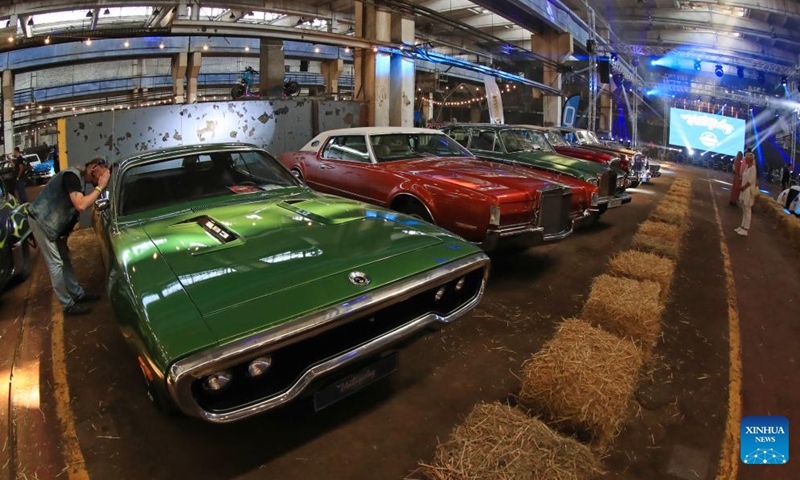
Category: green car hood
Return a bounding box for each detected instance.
[135,193,460,343]
[493,151,609,181]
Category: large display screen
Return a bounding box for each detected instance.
[668,107,746,156]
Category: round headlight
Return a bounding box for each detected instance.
[203,371,232,392]
[434,286,446,301]
[247,357,273,378]
[455,277,466,292]
[588,177,600,186]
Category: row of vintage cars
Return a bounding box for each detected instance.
[89,123,660,422]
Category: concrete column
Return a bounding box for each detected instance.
[2,70,14,153]
[171,52,188,104]
[532,31,573,127]
[389,14,414,127]
[187,52,201,104]
[355,3,391,126]
[321,59,344,94]
[259,38,285,98]
[599,85,614,132]
[423,92,434,124]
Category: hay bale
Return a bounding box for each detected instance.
[518,320,643,445]
[608,250,676,299]
[673,179,691,187]
[632,220,685,259]
[581,275,663,353]
[415,402,602,480]
[650,202,689,226]
[638,219,683,239]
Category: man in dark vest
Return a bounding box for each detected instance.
[27,158,110,316]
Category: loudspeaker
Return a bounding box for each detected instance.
[597,57,611,84]
[586,39,596,54]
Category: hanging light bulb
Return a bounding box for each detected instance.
[244,45,250,52]
[44,36,51,45]
[159,41,165,49]
[124,40,130,48]
[344,46,350,54]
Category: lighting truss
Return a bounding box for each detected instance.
[656,81,785,109]
[616,44,795,76]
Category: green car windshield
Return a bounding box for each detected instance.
[542,130,570,147]
[369,133,473,162]
[500,129,555,154]
[119,149,298,216]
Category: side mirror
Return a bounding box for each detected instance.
[95,197,110,212]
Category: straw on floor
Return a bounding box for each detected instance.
[608,250,676,300]
[581,274,663,354]
[414,402,602,480]
[631,222,682,259]
[518,320,643,446]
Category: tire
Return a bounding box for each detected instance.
[231,84,246,100]
[291,168,305,184]
[403,200,434,224]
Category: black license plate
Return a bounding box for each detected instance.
[313,353,398,411]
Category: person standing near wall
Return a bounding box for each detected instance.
[730,151,744,206]
[736,153,757,237]
[12,147,29,203]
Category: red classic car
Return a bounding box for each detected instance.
[280,127,575,250]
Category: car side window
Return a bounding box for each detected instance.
[469,130,500,152]
[445,128,470,148]
[321,136,371,163]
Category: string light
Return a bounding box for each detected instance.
[418,96,485,107]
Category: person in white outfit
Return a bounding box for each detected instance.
[736,153,757,236]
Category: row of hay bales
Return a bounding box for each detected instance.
[755,194,800,250]
[414,178,693,480]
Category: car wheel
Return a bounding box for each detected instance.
[404,201,434,224]
[16,240,31,281]
[231,84,246,100]
[140,363,177,415]
[291,168,305,184]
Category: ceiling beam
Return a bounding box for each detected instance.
[617,30,797,66]
[460,12,515,29]
[610,9,800,47]
[0,1,334,19]
[420,0,476,12]
[674,0,800,20]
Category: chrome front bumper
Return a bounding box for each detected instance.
[166,252,490,423]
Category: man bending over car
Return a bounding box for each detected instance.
[28,158,110,316]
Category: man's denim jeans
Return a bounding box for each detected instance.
[29,218,84,309]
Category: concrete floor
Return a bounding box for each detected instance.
[0,164,796,479]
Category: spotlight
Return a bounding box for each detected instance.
[104,8,111,15]
[694,60,701,71]
[229,12,236,19]
[610,52,618,62]
[27,18,34,26]
[781,76,788,86]
[632,57,640,67]
[737,66,744,78]
[86,10,93,18]
[714,64,723,77]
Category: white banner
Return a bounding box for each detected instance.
[483,75,504,124]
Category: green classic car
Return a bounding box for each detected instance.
[93,143,489,423]
[442,124,631,213]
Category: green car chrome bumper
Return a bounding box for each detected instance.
[166,252,490,423]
